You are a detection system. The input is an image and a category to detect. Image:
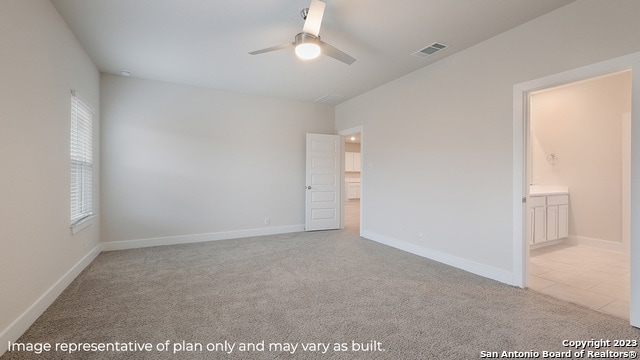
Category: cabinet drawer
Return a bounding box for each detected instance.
[529,196,546,207]
[547,194,568,205]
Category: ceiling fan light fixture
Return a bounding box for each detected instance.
[294,32,321,60]
[295,43,321,60]
[249,1,355,65]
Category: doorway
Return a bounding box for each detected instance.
[339,126,363,235]
[512,52,640,327]
[528,72,631,319]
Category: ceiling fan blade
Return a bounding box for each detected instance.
[249,42,294,55]
[302,0,325,37]
[319,41,356,65]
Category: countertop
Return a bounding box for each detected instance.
[529,185,569,196]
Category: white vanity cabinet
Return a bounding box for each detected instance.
[528,187,569,245]
[529,196,547,244]
[346,182,360,199]
[345,152,361,172]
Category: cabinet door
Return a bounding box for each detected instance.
[533,207,546,243]
[558,204,569,239]
[546,205,558,241]
[347,183,359,199]
[345,152,354,171]
[527,207,535,244]
[353,152,361,172]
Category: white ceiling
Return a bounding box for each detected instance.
[51,0,575,104]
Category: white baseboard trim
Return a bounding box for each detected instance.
[0,225,305,357]
[361,230,513,285]
[0,245,101,357]
[565,235,628,253]
[100,225,305,251]
[530,238,564,250]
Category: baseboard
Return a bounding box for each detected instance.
[565,235,628,253]
[530,238,564,250]
[361,230,513,285]
[0,245,101,357]
[101,225,305,251]
[1,225,306,357]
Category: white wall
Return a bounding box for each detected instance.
[100,75,334,246]
[531,71,631,246]
[335,0,640,282]
[0,0,100,354]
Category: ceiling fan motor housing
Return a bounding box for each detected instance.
[295,32,320,46]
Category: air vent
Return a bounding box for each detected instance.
[314,94,343,104]
[412,42,448,58]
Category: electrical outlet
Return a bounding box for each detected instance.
[399,228,404,241]
[264,217,270,225]
[418,233,424,241]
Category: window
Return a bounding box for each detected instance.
[70,91,93,225]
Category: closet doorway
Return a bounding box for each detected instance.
[339,126,363,235]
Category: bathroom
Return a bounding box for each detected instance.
[527,70,631,319]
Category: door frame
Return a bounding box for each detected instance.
[339,126,364,234]
[512,51,640,327]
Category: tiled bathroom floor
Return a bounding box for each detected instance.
[529,243,630,319]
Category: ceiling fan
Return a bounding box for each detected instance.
[249,0,356,65]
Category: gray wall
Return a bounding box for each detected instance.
[0,0,100,351]
[100,75,335,244]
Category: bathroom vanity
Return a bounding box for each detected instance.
[528,186,569,245]
[345,178,360,199]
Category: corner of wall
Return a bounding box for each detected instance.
[0,246,101,356]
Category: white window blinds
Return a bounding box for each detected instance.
[70,91,93,225]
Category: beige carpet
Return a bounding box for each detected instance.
[3,230,638,359]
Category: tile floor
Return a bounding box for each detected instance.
[344,199,360,233]
[529,242,630,320]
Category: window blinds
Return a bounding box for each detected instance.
[70,91,93,225]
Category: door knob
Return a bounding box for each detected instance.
[307,186,312,189]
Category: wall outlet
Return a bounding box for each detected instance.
[399,228,404,241]
[418,233,424,241]
[264,217,270,225]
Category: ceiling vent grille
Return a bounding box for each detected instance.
[314,94,343,104]
[412,42,448,58]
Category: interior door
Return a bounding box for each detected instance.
[305,133,341,231]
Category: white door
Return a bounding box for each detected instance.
[305,133,341,231]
